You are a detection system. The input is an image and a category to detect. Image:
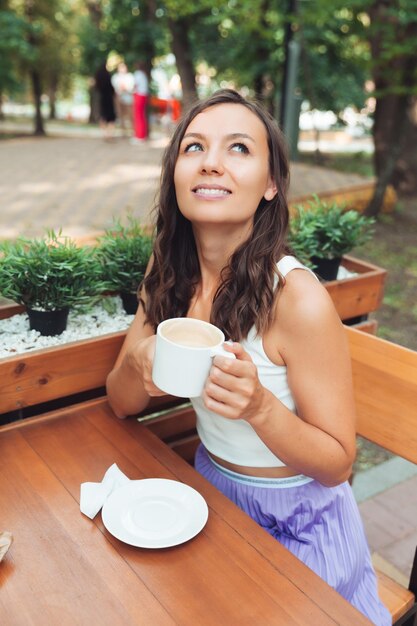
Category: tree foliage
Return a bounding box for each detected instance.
[1,0,82,131]
[0,5,33,97]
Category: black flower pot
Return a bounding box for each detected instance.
[120,291,138,315]
[311,256,342,282]
[27,307,69,336]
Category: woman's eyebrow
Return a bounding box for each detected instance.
[182,132,204,140]
[182,132,255,143]
[228,132,255,143]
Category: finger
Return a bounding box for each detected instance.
[205,375,254,411]
[202,389,243,420]
[204,380,235,405]
[211,355,255,380]
[222,341,253,363]
[209,364,244,392]
[208,373,258,409]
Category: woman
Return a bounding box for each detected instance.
[106,89,390,625]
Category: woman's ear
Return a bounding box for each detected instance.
[264,178,278,201]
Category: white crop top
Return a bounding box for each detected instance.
[191,256,317,467]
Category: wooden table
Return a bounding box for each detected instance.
[0,398,373,625]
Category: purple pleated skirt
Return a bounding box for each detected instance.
[195,444,391,626]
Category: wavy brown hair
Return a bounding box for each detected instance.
[143,89,290,341]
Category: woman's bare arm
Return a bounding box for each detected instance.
[105,301,157,417]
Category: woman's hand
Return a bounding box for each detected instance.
[128,335,166,397]
[203,342,269,421]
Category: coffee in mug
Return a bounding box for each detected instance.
[152,318,235,398]
[160,319,220,348]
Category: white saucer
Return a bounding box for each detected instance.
[101,479,209,548]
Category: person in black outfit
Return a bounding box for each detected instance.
[94,63,117,140]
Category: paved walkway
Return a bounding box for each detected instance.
[0,122,415,587]
[354,459,417,585]
[0,123,372,240]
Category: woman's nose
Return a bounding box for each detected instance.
[199,148,224,175]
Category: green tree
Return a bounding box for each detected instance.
[42,2,80,120]
[192,0,284,110]
[7,0,80,134]
[299,4,368,114]
[192,1,368,117]
[0,2,33,117]
[98,0,162,73]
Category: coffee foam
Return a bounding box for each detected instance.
[161,320,220,348]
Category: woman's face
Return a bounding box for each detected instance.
[173,103,277,229]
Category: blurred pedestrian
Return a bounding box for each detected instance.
[131,61,149,143]
[94,62,116,141]
[111,62,134,136]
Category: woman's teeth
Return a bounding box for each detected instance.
[195,188,230,196]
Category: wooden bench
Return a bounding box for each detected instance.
[348,328,417,626]
[1,326,416,625]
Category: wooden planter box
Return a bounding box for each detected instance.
[0,254,386,417]
[325,254,387,321]
[0,331,126,416]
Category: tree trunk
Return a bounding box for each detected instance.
[168,17,198,112]
[251,0,275,112]
[392,97,417,195]
[48,74,58,120]
[25,0,45,135]
[365,91,410,217]
[280,0,298,128]
[86,0,103,125]
[367,0,417,215]
[299,23,322,160]
[31,69,45,136]
[0,92,4,120]
[365,102,409,217]
[49,95,56,120]
[89,84,100,124]
[142,0,157,78]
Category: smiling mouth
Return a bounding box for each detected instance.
[192,186,231,197]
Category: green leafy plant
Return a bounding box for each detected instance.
[96,215,153,294]
[0,230,105,311]
[288,195,375,262]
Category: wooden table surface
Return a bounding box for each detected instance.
[0,398,373,625]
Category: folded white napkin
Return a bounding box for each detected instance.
[80,463,130,519]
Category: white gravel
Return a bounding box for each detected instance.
[0,296,134,359]
[0,266,356,360]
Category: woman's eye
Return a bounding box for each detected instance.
[231,142,249,154]
[184,142,203,153]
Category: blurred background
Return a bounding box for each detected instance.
[0,0,416,353]
[0,0,415,202]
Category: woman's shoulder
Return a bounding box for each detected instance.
[275,257,339,332]
[277,255,318,280]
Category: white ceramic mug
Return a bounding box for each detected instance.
[152,317,235,398]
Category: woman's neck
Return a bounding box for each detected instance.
[192,222,252,280]
[187,224,250,320]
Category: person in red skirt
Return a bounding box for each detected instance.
[131,61,149,143]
